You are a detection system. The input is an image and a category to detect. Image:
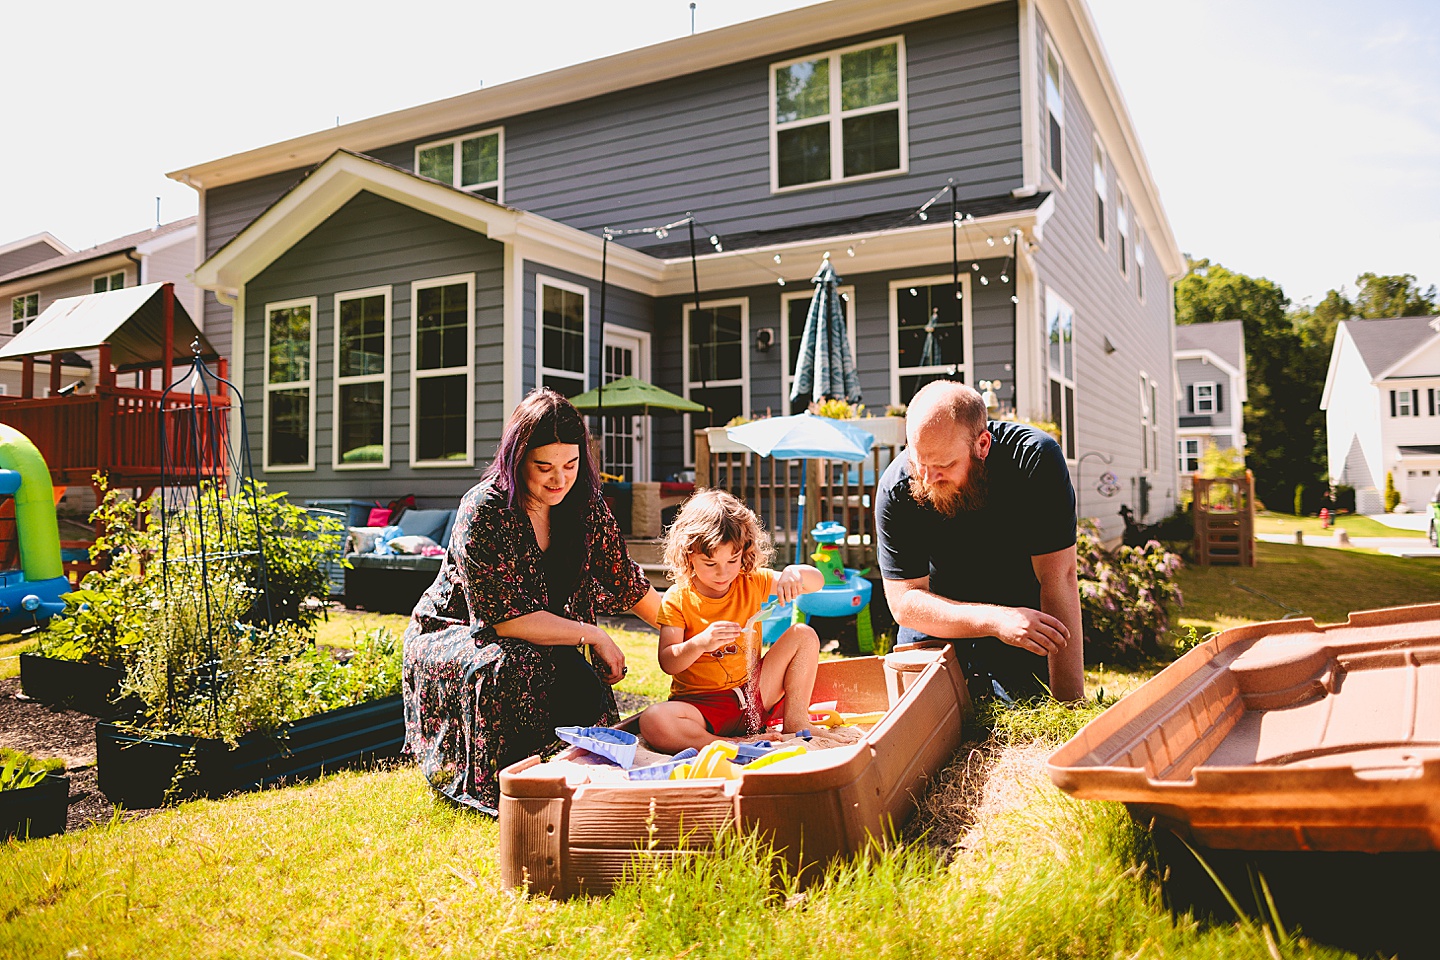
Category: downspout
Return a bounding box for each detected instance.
[124,249,144,286]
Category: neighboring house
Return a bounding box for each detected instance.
[1321,315,1440,513]
[0,218,200,395]
[173,0,1183,538]
[1174,319,1246,488]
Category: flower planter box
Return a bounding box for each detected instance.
[95,694,405,808]
[0,773,69,840]
[19,652,129,716]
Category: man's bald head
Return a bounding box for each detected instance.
[906,381,987,445]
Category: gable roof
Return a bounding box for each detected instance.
[1341,316,1439,378]
[0,233,73,277]
[0,218,196,286]
[1175,320,1243,370]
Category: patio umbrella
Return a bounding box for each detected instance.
[568,376,706,415]
[727,413,874,563]
[790,259,862,407]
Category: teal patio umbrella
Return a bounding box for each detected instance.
[790,259,862,407]
[727,413,874,564]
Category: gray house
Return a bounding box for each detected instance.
[1174,319,1246,489]
[176,0,1183,538]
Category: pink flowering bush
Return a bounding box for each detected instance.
[1076,518,1184,661]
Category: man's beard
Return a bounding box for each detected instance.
[909,456,988,517]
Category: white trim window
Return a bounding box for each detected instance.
[1194,381,1217,414]
[10,292,38,334]
[1178,437,1201,475]
[1139,373,1159,471]
[415,127,503,200]
[536,275,589,398]
[1044,38,1065,182]
[1135,228,1146,301]
[683,298,749,464]
[332,286,391,470]
[781,285,855,414]
[410,275,475,467]
[1093,138,1108,247]
[1392,388,1418,418]
[263,297,318,472]
[1116,190,1130,277]
[92,271,125,293]
[890,276,972,407]
[771,37,908,192]
[1045,288,1076,461]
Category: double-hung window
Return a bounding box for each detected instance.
[1135,228,1146,300]
[92,271,124,293]
[1116,191,1130,277]
[772,38,907,191]
[1194,381,1217,414]
[537,276,588,398]
[1093,139,1108,246]
[1046,289,1076,461]
[1178,438,1201,475]
[333,287,391,469]
[1140,374,1159,470]
[10,293,38,334]
[264,297,317,471]
[1392,389,1418,417]
[411,276,474,466]
[782,286,855,414]
[1044,39,1065,181]
[415,128,503,200]
[683,299,749,464]
[891,277,971,406]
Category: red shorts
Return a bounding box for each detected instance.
[675,687,785,737]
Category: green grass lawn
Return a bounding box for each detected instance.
[1255,510,1425,539]
[1174,540,1440,635]
[0,635,37,681]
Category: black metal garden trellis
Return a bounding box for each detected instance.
[156,341,275,731]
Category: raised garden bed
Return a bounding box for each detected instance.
[19,652,128,716]
[0,772,69,840]
[96,694,404,808]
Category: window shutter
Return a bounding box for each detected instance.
[1215,381,1224,412]
[1413,390,1421,415]
[1391,390,1397,417]
[1430,388,1437,416]
[1187,384,1195,413]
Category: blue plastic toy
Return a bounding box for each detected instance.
[0,424,70,633]
[555,725,639,769]
[627,747,699,781]
[794,522,875,654]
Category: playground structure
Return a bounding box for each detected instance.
[1192,471,1256,566]
[0,424,72,633]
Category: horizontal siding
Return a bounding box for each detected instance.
[373,3,1023,242]
[0,242,65,276]
[1032,10,1177,538]
[142,236,202,330]
[243,190,504,507]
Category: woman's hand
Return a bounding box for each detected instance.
[586,629,628,685]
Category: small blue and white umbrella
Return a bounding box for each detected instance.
[790,259,862,407]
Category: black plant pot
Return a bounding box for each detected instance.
[19,653,130,717]
[0,773,70,840]
[95,695,405,809]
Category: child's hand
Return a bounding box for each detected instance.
[774,566,806,603]
[696,620,743,655]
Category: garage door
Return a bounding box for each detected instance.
[1402,465,1440,508]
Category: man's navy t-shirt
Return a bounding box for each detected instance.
[875,420,1076,612]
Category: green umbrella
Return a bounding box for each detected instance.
[569,376,707,415]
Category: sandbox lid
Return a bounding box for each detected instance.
[1049,603,1440,852]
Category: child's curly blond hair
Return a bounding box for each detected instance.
[663,489,774,589]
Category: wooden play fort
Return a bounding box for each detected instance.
[1191,470,1255,566]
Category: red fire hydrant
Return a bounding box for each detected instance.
[1320,507,1331,528]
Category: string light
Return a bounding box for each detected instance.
[986,237,995,246]
[980,276,989,285]
[971,262,979,271]
[655,228,668,239]
[777,277,786,286]
[773,253,782,264]
[846,246,855,257]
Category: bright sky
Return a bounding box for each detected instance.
[4,0,1435,306]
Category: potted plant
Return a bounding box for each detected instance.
[0,748,69,840]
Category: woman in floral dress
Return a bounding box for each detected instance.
[402,388,661,813]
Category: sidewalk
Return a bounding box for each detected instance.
[1257,529,1440,558]
[1363,512,1430,532]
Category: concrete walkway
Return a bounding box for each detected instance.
[1257,527,1440,558]
[1364,512,1431,532]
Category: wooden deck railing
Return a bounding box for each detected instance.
[0,385,232,487]
[695,425,903,570]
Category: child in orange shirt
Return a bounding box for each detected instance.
[639,490,823,752]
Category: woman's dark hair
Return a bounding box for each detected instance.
[482,387,600,511]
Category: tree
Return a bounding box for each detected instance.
[1353,273,1438,319]
[1176,259,1323,509]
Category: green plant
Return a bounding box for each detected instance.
[1199,444,1246,479]
[1076,518,1184,661]
[813,397,864,419]
[1333,483,1356,512]
[883,403,907,417]
[0,748,61,791]
[1385,471,1400,512]
[1293,482,1305,517]
[997,411,1061,440]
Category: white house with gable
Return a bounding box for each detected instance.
[1321,315,1440,513]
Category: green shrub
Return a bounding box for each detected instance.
[1076,518,1184,662]
[1199,444,1245,478]
[1333,483,1356,512]
[1293,482,1305,517]
[1385,471,1400,512]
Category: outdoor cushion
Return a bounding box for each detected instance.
[388,534,439,555]
[397,508,453,544]
[347,526,387,555]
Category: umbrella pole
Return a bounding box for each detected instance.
[597,233,608,474]
[796,458,806,566]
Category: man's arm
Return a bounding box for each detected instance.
[1033,545,1083,702]
[883,576,1069,657]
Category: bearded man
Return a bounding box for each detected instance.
[875,381,1084,702]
